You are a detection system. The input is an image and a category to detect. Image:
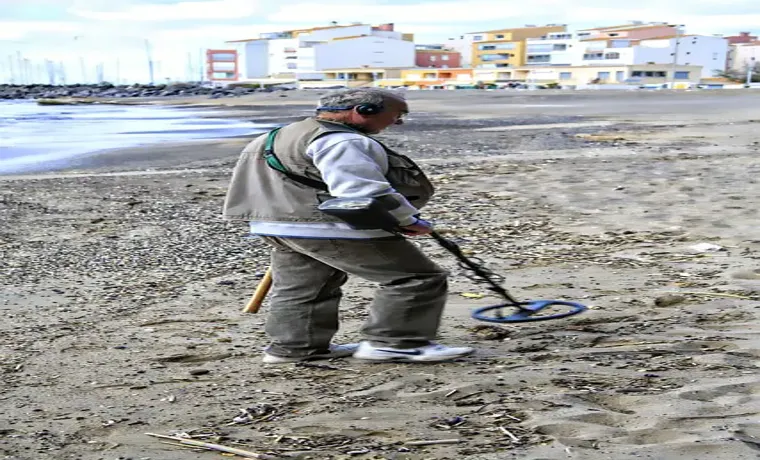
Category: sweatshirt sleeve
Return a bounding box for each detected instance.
[307,133,420,227]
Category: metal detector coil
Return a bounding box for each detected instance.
[318,198,588,324]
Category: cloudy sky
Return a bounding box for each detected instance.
[2,0,759,84]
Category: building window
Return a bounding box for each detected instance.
[212,62,235,71]
[597,71,611,80]
[286,63,297,69]
[430,56,437,61]
[480,54,513,61]
[527,55,551,63]
[441,55,449,61]
[473,35,483,41]
[210,53,236,61]
[559,72,572,80]
[616,70,625,81]
[495,34,504,39]
[527,44,553,53]
[631,71,667,77]
[212,72,234,79]
[610,40,631,48]
[553,44,567,51]
[478,43,516,51]
[674,71,690,79]
[604,52,620,59]
[583,53,604,60]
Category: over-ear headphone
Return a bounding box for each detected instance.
[355,103,383,115]
[316,103,384,116]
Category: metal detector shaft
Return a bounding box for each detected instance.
[428,230,522,306]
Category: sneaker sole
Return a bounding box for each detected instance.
[352,351,474,362]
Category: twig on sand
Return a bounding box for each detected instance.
[499,426,520,443]
[405,439,463,446]
[145,433,281,459]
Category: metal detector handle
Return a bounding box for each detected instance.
[428,231,520,305]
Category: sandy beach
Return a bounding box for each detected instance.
[2,89,760,460]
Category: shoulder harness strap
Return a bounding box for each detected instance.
[263,128,329,192]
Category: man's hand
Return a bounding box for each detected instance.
[399,218,433,236]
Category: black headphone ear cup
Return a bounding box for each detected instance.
[356,104,380,115]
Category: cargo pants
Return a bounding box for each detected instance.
[257,235,449,358]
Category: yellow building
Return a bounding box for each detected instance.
[298,68,406,89]
[396,68,474,89]
[511,64,703,87]
[470,25,567,68]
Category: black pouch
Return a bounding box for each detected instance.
[317,198,400,231]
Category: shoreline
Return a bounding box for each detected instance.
[0,100,285,176]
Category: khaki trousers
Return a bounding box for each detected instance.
[258,235,449,358]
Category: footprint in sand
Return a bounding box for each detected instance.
[731,268,760,280]
[677,381,760,405]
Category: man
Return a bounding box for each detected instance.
[223,87,474,364]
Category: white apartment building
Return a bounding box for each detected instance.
[525,29,728,78]
[444,34,476,67]
[729,41,760,72]
[227,23,414,80]
[524,30,584,66]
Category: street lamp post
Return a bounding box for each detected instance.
[669,24,684,89]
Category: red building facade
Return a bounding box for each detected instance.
[206,49,239,81]
[415,50,461,68]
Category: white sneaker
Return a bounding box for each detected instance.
[352,341,475,362]
[262,343,359,364]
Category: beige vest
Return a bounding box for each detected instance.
[222,117,435,223]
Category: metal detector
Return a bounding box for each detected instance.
[318,198,587,324]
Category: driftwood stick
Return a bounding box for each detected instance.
[243,267,273,314]
[146,433,281,459]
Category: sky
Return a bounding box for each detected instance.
[1,0,760,84]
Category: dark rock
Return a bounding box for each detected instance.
[654,295,688,307]
[0,81,292,101]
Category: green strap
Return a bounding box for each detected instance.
[262,127,329,192]
[263,128,286,172]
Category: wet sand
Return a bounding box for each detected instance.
[2,89,760,460]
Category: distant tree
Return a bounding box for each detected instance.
[714,63,760,83]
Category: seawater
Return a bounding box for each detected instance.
[0,101,271,174]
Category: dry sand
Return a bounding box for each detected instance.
[2,90,760,460]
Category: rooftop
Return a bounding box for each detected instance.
[638,34,711,40]
[226,23,374,43]
[415,48,459,53]
[578,23,674,32]
[467,24,566,34]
